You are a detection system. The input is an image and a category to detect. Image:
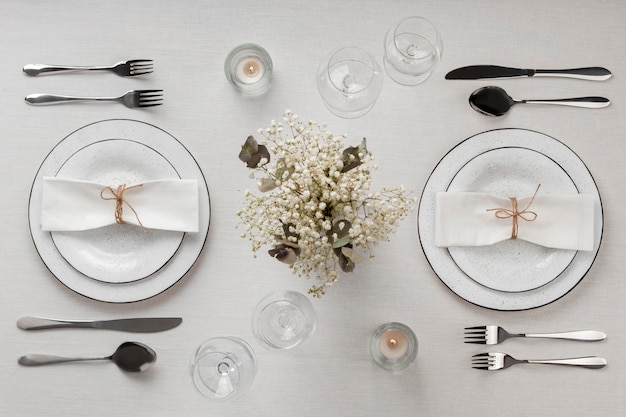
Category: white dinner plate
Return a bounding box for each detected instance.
[447,147,577,292]
[51,139,185,284]
[417,129,602,310]
[29,119,211,303]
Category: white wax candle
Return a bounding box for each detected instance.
[378,329,409,359]
[235,56,265,84]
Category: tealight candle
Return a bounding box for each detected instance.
[225,43,273,95]
[235,57,264,84]
[369,322,417,370]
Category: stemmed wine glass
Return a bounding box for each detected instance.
[383,16,443,85]
[252,290,317,351]
[190,337,257,400]
[316,46,383,118]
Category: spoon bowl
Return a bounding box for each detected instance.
[18,341,157,372]
[469,86,610,116]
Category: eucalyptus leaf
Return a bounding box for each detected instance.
[340,137,368,173]
[331,235,351,248]
[245,144,270,168]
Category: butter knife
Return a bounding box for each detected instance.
[445,65,612,81]
[17,316,182,333]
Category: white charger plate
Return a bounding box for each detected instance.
[29,119,211,303]
[51,139,185,284]
[447,147,577,293]
[417,129,602,310]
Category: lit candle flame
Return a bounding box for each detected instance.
[388,338,397,346]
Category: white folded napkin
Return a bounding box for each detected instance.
[435,189,594,251]
[42,177,199,232]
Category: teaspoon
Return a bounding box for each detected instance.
[469,86,610,116]
[18,341,156,372]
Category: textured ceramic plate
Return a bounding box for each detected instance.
[51,139,185,284]
[447,147,577,292]
[29,119,211,303]
[417,129,602,310]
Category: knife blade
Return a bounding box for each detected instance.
[445,65,612,81]
[17,316,182,333]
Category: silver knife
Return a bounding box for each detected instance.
[445,65,612,81]
[17,316,182,333]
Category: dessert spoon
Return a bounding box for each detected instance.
[469,86,610,116]
[18,341,156,372]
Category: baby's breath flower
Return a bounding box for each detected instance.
[236,111,415,297]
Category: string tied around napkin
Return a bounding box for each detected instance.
[486,184,540,240]
[99,184,145,229]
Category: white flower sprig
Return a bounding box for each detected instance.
[237,110,415,297]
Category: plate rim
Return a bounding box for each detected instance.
[28,118,211,303]
[417,128,603,311]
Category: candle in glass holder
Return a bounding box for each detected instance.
[225,43,273,95]
[370,322,417,370]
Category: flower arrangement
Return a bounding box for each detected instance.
[237,111,415,297]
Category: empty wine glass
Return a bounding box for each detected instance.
[190,337,257,401]
[252,290,317,351]
[316,46,383,118]
[384,16,443,85]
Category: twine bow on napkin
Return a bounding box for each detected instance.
[435,186,595,251]
[41,177,199,232]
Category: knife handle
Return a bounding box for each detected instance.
[17,316,94,330]
[534,67,612,81]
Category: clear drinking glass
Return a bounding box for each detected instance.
[190,337,257,401]
[369,322,418,371]
[384,16,443,85]
[252,290,317,351]
[316,46,383,118]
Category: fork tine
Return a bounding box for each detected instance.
[135,89,163,107]
[127,59,153,64]
[464,326,487,343]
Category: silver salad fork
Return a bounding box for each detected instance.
[23,59,153,77]
[25,90,163,109]
[464,325,606,345]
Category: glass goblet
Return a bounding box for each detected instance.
[316,46,383,118]
[190,337,257,400]
[252,290,317,351]
[383,16,443,86]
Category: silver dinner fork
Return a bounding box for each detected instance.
[472,352,606,370]
[25,90,163,108]
[23,59,153,77]
[464,325,606,345]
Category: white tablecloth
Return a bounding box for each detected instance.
[1,1,625,416]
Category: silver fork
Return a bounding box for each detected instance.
[472,352,606,370]
[464,325,606,345]
[25,90,163,109]
[23,59,153,77]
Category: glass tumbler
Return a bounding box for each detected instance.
[190,337,257,401]
[316,46,383,118]
[384,16,443,85]
[252,290,317,351]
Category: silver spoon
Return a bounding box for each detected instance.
[18,341,156,372]
[469,86,610,116]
